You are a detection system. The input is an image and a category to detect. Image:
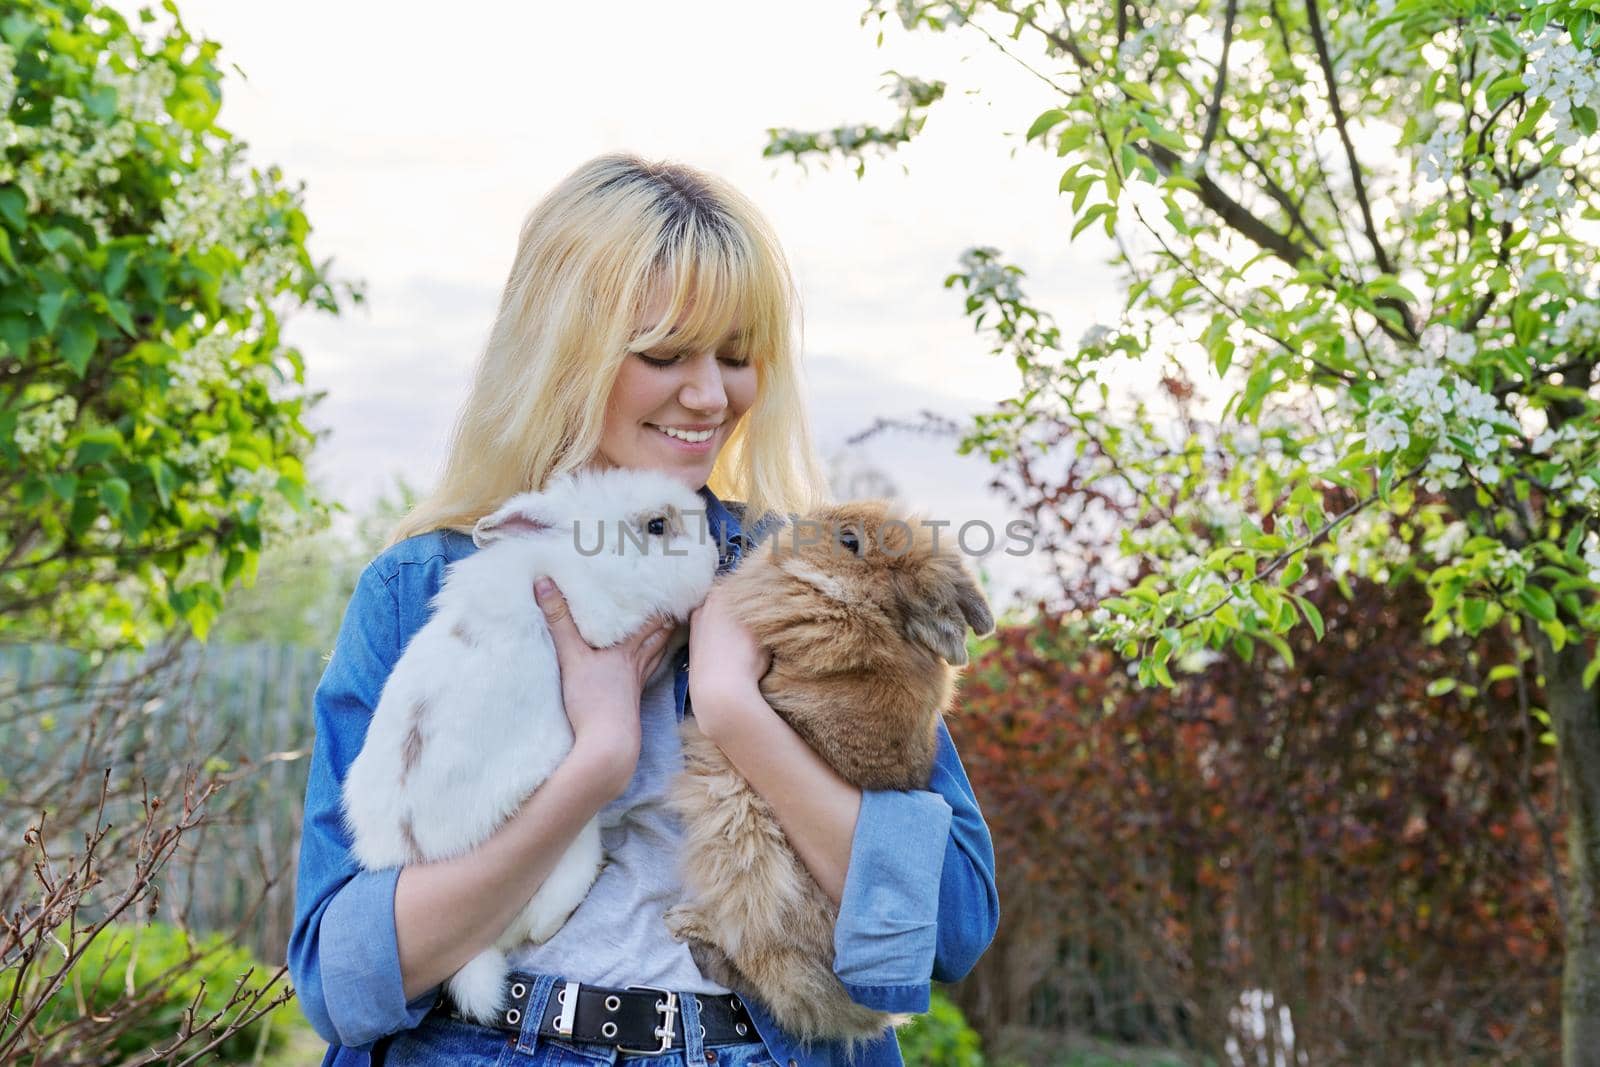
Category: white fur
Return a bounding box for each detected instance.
[341,468,719,1024]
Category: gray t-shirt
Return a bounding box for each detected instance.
[507,654,729,993]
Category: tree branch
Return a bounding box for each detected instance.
[1027,15,1417,344]
[1200,0,1240,158]
[1461,218,1515,334]
[1227,133,1327,251]
[1304,0,1409,326]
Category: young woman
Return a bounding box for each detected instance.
[288,154,999,1067]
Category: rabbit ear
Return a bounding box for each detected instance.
[473,494,555,548]
[952,569,995,636]
[902,563,994,666]
[906,611,972,666]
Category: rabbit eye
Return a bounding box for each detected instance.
[646,516,667,536]
[837,527,862,556]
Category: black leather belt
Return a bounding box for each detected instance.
[440,975,759,1052]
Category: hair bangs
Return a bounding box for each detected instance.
[627,213,781,367]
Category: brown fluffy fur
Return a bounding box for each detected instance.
[665,501,994,1053]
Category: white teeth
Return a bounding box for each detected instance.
[653,425,715,443]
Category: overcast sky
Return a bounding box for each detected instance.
[160,0,1124,602]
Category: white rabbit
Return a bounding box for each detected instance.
[341,467,720,1024]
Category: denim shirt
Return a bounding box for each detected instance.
[287,488,1000,1067]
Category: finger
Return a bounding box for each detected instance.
[534,578,588,658]
[624,614,671,651]
[639,624,673,680]
[640,622,670,657]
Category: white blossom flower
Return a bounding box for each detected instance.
[1419,324,1478,367]
[1518,257,1553,291]
[1490,191,1521,224]
[1423,520,1469,562]
[227,465,282,497]
[1417,121,1462,184]
[1424,450,1464,492]
[1367,410,1410,454]
[1485,545,1529,582]
[170,433,230,471]
[1553,301,1600,347]
[0,43,16,115]
[1523,27,1600,147]
[1371,364,1520,491]
[15,396,78,455]
[956,247,1024,304]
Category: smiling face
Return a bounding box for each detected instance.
[591,280,758,490]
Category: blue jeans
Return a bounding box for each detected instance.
[374,975,775,1067]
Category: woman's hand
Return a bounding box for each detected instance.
[535,576,674,795]
[686,581,772,741]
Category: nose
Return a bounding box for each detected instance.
[678,351,728,415]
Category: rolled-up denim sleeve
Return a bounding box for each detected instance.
[832,720,999,1012]
[287,563,441,1048]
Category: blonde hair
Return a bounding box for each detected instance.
[389,154,828,545]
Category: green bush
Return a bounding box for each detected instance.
[898,990,985,1067]
[0,0,352,649]
[27,921,292,1062]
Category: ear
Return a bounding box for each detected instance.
[951,567,995,637]
[902,563,994,666]
[905,610,971,666]
[472,495,555,548]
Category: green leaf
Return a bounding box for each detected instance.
[39,290,70,334]
[1487,28,1522,60]
[47,473,79,503]
[1368,275,1419,303]
[104,246,133,296]
[58,315,97,376]
[1487,664,1521,683]
[38,227,82,255]
[0,312,29,356]
[1486,74,1527,105]
[136,261,169,303]
[72,430,121,468]
[278,478,310,512]
[148,458,177,509]
[1426,677,1457,697]
[1072,203,1113,240]
[1576,106,1599,138]
[98,476,132,518]
[1122,81,1159,105]
[1289,593,1324,641]
[1132,111,1188,152]
[0,228,14,271]
[1259,631,1295,668]
[0,186,24,230]
[1519,585,1557,623]
[104,299,136,336]
[1027,108,1070,141]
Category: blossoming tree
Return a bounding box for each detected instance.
[769,0,1600,1059]
[0,0,350,649]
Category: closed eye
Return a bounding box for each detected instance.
[634,347,752,370]
[636,351,684,369]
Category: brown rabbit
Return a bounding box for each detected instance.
[664,500,995,1050]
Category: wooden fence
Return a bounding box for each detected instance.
[0,641,327,964]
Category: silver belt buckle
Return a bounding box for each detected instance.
[618,985,678,1054]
